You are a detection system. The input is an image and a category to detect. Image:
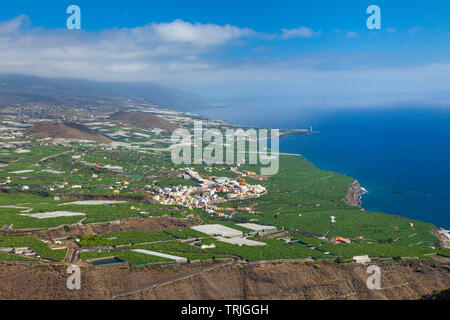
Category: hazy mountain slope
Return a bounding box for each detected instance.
[0,74,209,111]
[30,121,111,143]
[109,111,179,130]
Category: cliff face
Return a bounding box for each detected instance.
[344,180,364,207]
[0,259,449,300]
[109,111,179,130]
[30,121,111,143]
[122,259,450,300]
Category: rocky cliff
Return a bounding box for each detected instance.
[0,258,449,300]
[344,180,364,207]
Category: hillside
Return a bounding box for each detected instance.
[30,121,111,143]
[423,288,450,300]
[109,111,179,130]
[0,74,209,111]
[0,259,449,300]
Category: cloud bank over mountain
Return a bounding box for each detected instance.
[0,14,448,108]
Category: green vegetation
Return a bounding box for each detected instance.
[0,193,185,229]
[79,230,175,247]
[0,252,35,261]
[162,229,205,239]
[0,237,66,260]
[0,129,445,264]
[292,234,449,259]
[127,237,329,262]
[226,156,437,244]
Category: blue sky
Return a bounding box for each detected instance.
[2,0,449,33]
[0,0,448,108]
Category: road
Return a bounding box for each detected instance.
[69,249,78,263]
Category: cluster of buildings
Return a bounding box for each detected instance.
[153,168,267,217]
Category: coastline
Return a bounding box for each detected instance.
[275,134,366,208]
[207,112,447,231]
[433,229,450,249]
[277,129,310,138]
[344,180,366,207]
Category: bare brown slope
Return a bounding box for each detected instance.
[115,259,450,300]
[30,121,111,143]
[2,217,195,239]
[0,259,449,300]
[109,111,178,130]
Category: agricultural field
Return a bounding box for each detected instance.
[0,112,446,267]
[79,230,178,247]
[217,156,439,247]
[126,237,329,262]
[293,234,450,259]
[0,252,35,262]
[0,193,186,229]
[0,236,67,260]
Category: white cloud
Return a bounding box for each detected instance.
[178,62,450,108]
[152,19,255,46]
[281,26,321,39]
[0,16,254,81]
[0,15,448,109]
[0,14,29,35]
[346,31,358,38]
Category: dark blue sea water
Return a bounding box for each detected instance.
[196,105,450,228]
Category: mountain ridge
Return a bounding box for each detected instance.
[30,121,111,143]
[109,111,179,130]
[0,74,209,112]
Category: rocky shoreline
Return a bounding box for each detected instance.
[433,229,450,249]
[344,180,365,207]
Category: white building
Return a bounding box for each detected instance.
[201,243,216,249]
[236,223,277,233]
[216,237,267,247]
[353,255,371,264]
[191,224,243,238]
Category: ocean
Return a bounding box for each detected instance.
[196,104,450,229]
